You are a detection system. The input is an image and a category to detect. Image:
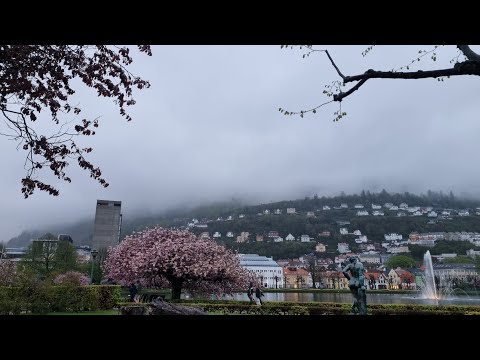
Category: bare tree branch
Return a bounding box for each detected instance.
[457,45,480,61]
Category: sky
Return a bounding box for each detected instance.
[2,45,480,242]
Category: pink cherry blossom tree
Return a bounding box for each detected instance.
[53,271,89,286]
[103,227,254,299]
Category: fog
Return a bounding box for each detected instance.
[2,45,480,242]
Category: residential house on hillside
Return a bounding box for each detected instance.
[337,242,350,253]
[236,232,249,243]
[286,208,296,214]
[285,233,295,241]
[315,243,326,253]
[268,231,279,238]
[300,235,312,242]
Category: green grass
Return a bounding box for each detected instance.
[46,309,120,315]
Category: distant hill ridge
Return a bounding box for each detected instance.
[6,190,479,248]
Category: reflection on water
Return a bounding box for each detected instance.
[230,292,480,306]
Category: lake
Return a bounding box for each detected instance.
[230,291,480,306]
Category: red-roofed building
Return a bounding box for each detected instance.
[283,267,311,288]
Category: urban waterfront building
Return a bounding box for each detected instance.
[239,253,283,288]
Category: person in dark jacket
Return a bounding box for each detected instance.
[247,282,255,304]
[129,283,138,302]
[255,286,264,305]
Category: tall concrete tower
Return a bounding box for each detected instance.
[92,200,122,251]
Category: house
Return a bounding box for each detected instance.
[385,233,402,241]
[285,233,295,241]
[322,205,331,211]
[274,209,282,215]
[354,235,368,244]
[318,231,331,237]
[322,271,349,289]
[226,231,234,238]
[236,232,250,243]
[371,204,382,209]
[387,268,416,289]
[283,267,311,289]
[213,232,221,238]
[337,242,350,253]
[264,209,270,215]
[216,217,223,221]
[300,235,311,242]
[358,252,381,264]
[353,230,362,235]
[364,271,388,289]
[354,204,364,209]
[286,208,296,214]
[256,234,264,242]
[372,211,384,216]
[340,228,348,235]
[340,203,348,209]
[315,243,326,253]
[356,210,369,216]
[268,231,279,238]
[238,214,245,219]
[273,236,284,242]
[226,215,233,221]
[306,211,315,217]
[198,232,210,239]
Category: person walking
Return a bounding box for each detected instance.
[255,286,264,305]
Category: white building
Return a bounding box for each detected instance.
[322,205,331,211]
[285,233,295,241]
[300,235,311,242]
[286,208,296,214]
[239,254,284,288]
[384,233,403,241]
[337,242,350,253]
[340,228,349,235]
[213,232,221,238]
[226,232,234,238]
[357,210,369,216]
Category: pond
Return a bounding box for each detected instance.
[230,291,480,306]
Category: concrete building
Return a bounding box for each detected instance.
[239,254,283,288]
[92,200,122,251]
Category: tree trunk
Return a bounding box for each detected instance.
[170,278,184,300]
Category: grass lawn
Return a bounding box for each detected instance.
[46,309,120,315]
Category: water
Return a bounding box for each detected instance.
[231,291,480,306]
[421,250,438,299]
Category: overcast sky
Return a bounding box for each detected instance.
[2,45,480,242]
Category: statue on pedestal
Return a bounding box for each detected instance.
[342,256,367,315]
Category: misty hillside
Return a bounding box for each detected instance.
[6,190,480,248]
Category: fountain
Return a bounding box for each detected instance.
[420,250,439,299]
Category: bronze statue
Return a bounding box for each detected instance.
[342,256,367,315]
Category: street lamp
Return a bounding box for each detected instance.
[90,249,98,284]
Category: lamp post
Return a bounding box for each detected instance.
[90,249,98,284]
